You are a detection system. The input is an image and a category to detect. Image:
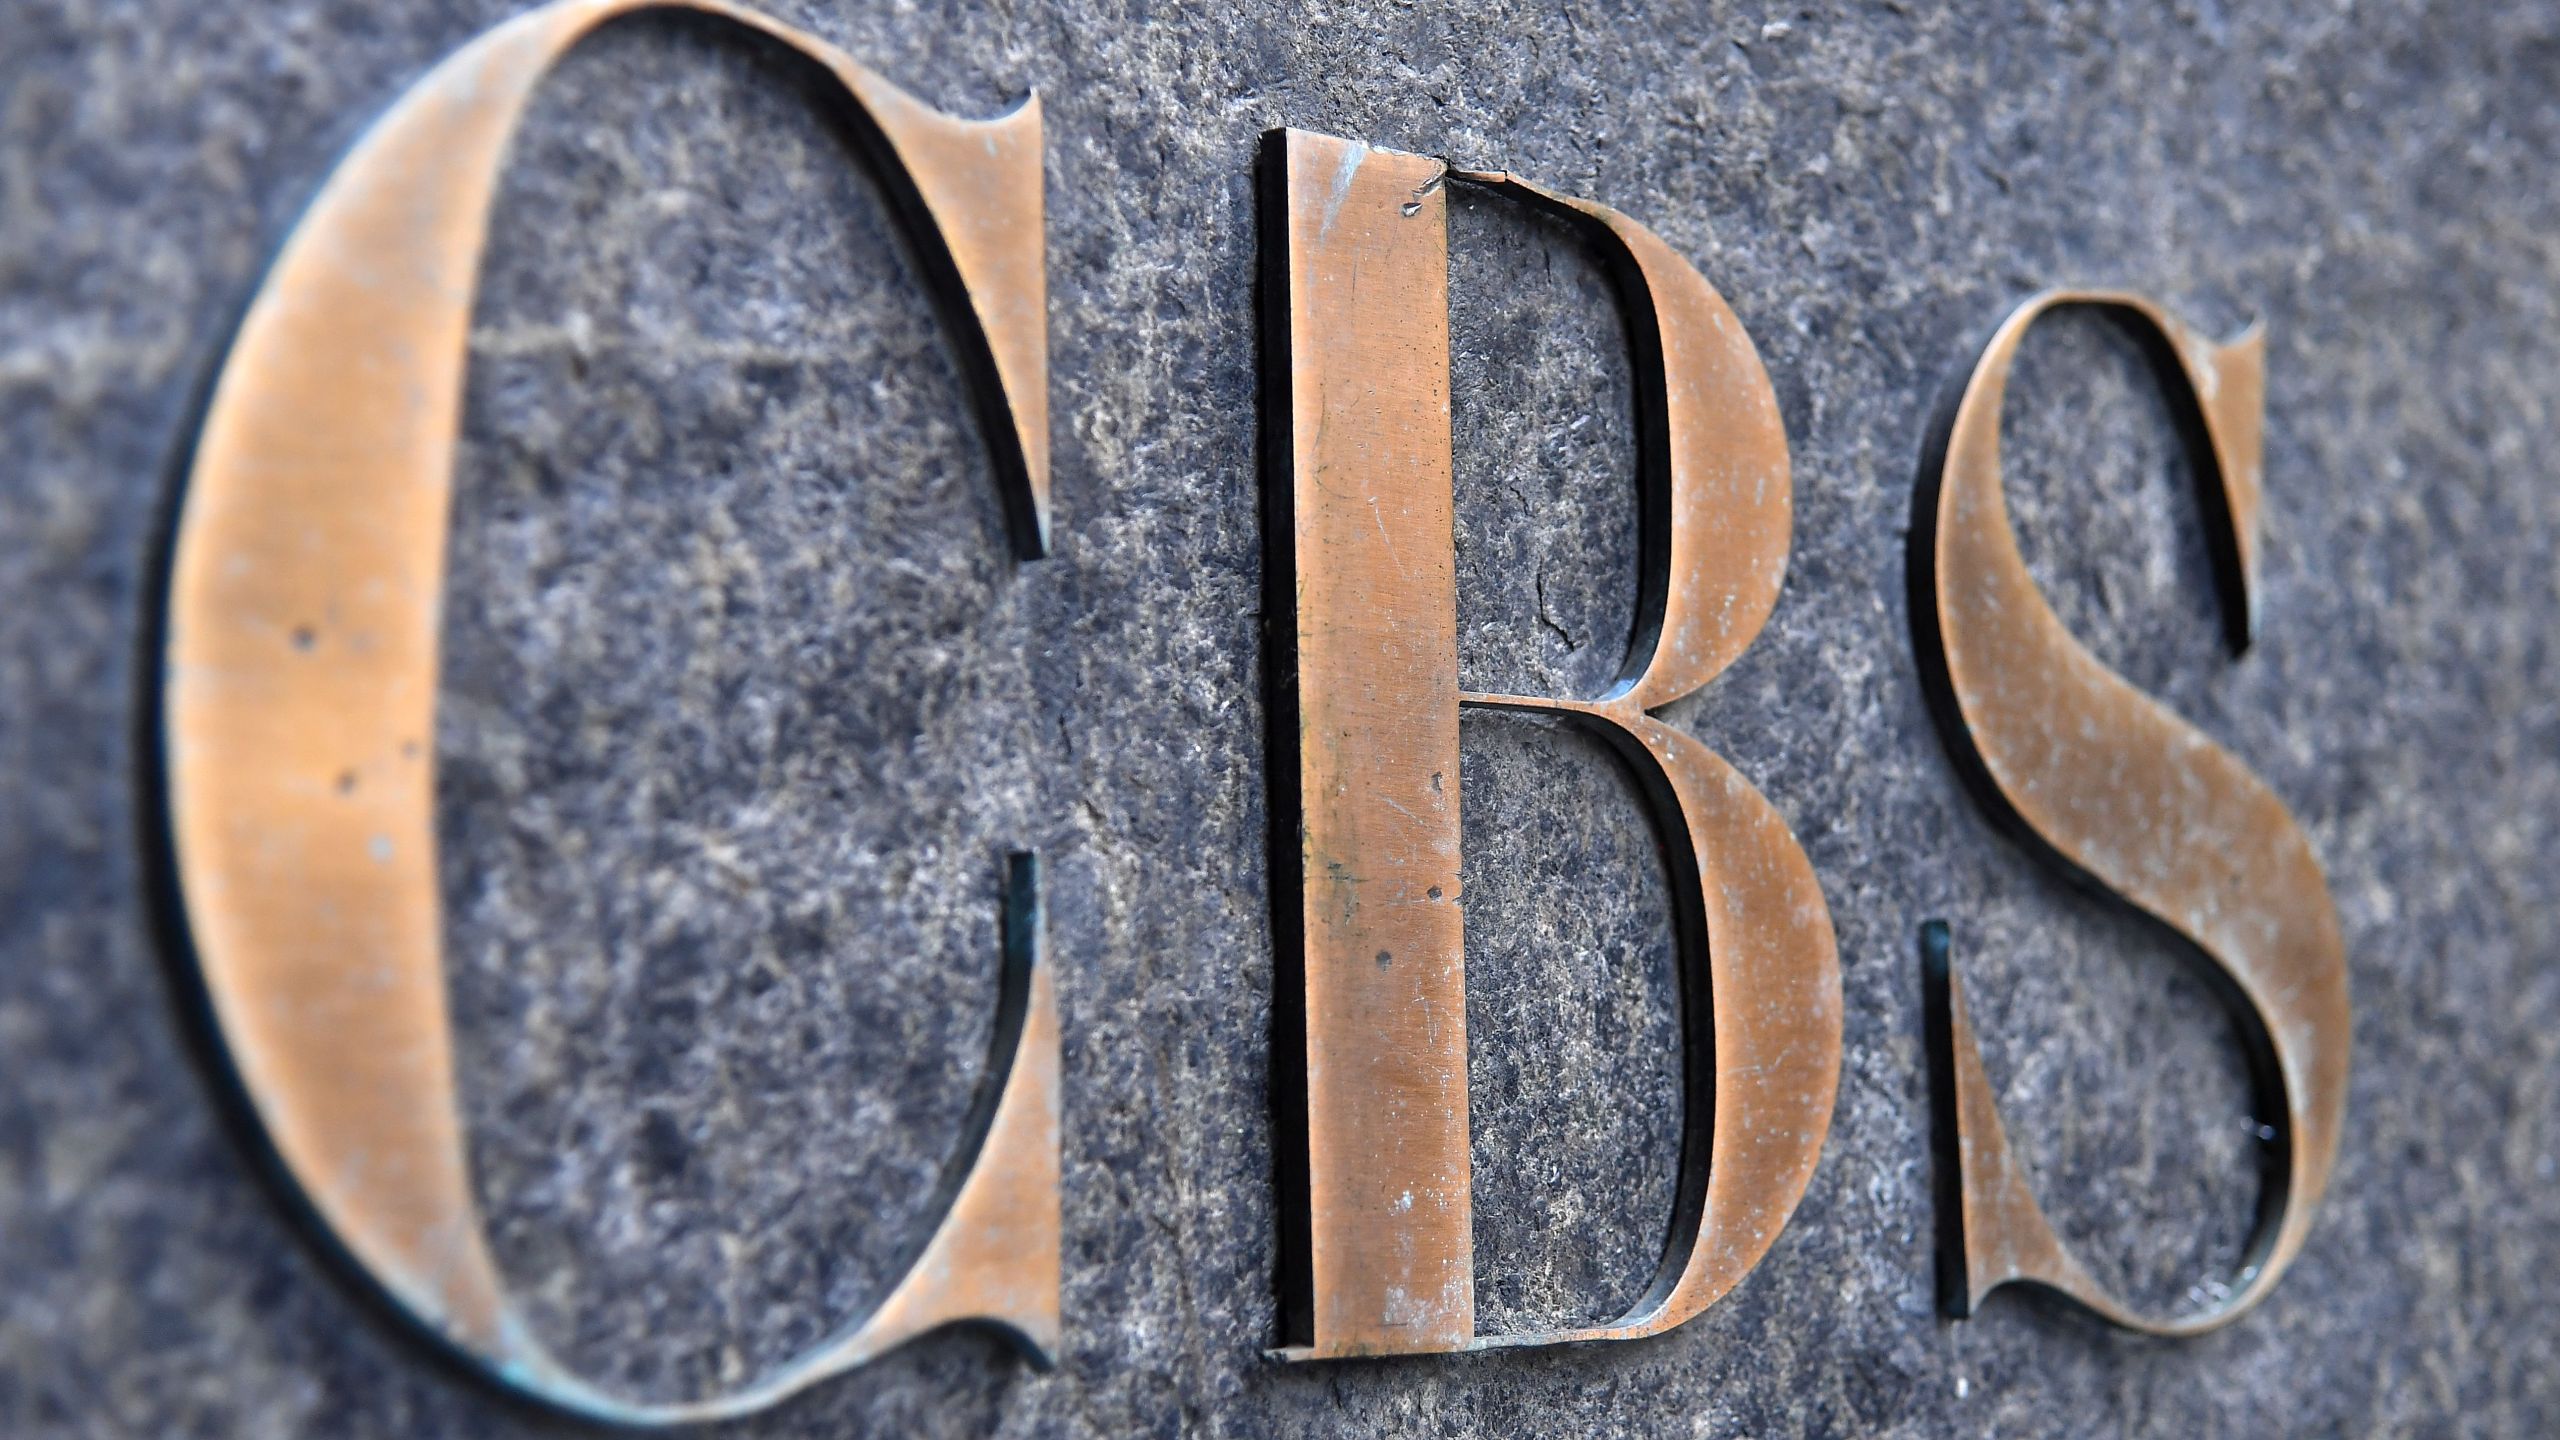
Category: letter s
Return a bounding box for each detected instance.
[1910,290,2350,1334]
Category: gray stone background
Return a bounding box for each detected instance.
[3,0,2554,1433]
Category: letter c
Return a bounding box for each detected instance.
[156,0,1057,1421]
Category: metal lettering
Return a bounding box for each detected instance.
[1909,290,2351,1334]
[1263,128,1843,1359]
[155,0,1057,1421]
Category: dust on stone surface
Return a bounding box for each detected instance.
[3,0,2557,1435]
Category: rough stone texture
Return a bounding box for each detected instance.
[3,0,2556,1435]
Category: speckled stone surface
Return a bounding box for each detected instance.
[4,0,2556,1434]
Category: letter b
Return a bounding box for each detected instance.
[1262,129,1843,1358]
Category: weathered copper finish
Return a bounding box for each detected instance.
[1266,130,1842,1359]
[1268,133,1475,1356]
[157,0,1057,1422]
[1910,290,2350,1335]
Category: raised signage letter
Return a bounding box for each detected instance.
[1910,290,2351,1333]
[1262,129,1842,1359]
[156,0,1056,1422]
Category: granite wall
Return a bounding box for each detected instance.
[4,0,2555,1434]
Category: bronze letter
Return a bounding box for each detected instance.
[1910,290,2351,1334]
[1264,129,1842,1359]
[157,0,1056,1421]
